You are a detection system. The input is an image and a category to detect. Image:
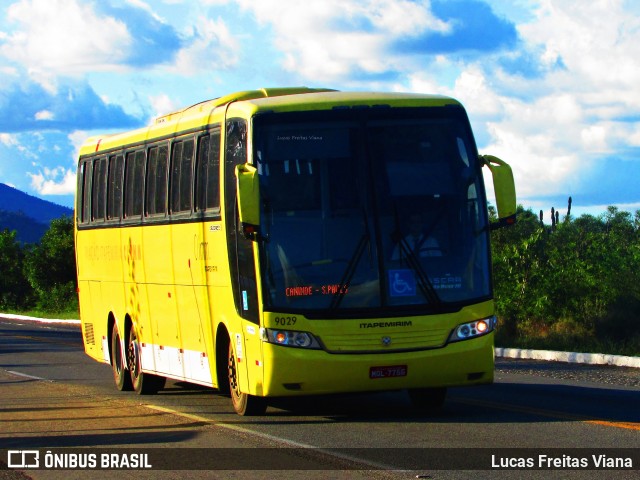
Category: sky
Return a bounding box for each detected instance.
[1,0,640,219]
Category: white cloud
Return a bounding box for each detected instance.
[35,110,54,121]
[125,0,164,23]
[68,130,91,152]
[402,1,640,207]
[1,0,131,86]
[0,66,19,78]
[519,0,640,94]
[580,125,608,152]
[28,166,76,195]
[484,120,581,198]
[148,94,179,122]
[0,133,19,147]
[0,132,35,159]
[237,0,449,82]
[172,16,239,74]
[510,0,640,145]
[450,67,506,118]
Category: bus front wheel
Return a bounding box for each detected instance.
[227,343,266,416]
[111,323,132,391]
[127,325,165,395]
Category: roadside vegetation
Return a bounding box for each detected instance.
[491,200,640,357]
[0,216,78,319]
[1,203,639,356]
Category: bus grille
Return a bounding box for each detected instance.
[320,327,449,353]
[84,323,95,345]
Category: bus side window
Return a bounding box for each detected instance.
[79,160,92,224]
[146,144,168,217]
[170,138,195,214]
[107,155,124,221]
[91,157,107,222]
[195,130,221,213]
[124,150,145,219]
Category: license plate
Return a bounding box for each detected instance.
[369,365,407,379]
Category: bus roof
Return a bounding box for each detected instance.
[79,88,461,157]
[153,87,336,124]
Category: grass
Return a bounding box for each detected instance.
[495,318,640,357]
[2,307,80,320]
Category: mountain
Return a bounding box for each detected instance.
[0,184,73,243]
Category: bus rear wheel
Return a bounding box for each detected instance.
[127,325,165,395]
[228,343,266,416]
[111,323,132,391]
[408,387,447,410]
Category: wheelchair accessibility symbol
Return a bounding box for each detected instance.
[388,269,416,297]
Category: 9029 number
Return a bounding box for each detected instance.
[274,316,297,326]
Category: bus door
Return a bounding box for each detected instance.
[225,118,264,396]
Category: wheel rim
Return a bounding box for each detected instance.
[127,329,140,383]
[114,332,124,374]
[228,348,241,399]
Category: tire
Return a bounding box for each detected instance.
[127,324,165,395]
[408,387,447,410]
[111,323,132,391]
[228,342,266,416]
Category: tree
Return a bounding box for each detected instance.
[24,216,77,312]
[491,203,640,352]
[490,205,549,336]
[0,228,32,309]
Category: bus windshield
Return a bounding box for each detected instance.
[254,107,490,316]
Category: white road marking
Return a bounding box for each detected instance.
[6,370,49,381]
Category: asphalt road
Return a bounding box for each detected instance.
[0,317,638,480]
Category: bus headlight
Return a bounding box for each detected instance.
[448,316,497,343]
[261,328,322,349]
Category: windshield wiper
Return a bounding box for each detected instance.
[392,205,441,306]
[330,210,370,309]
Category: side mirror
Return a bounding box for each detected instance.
[481,155,517,229]
[235,163,260,240]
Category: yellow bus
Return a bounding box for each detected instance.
[75,87,516,415]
